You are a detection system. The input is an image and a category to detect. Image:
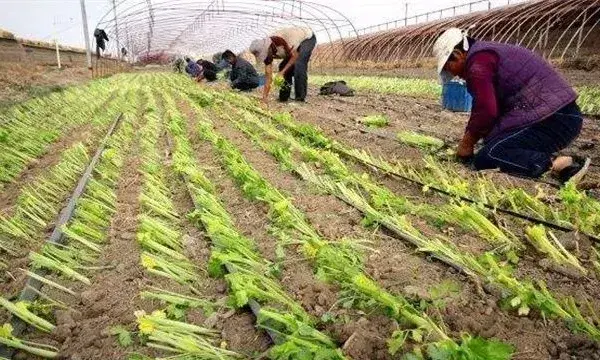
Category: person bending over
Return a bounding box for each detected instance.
[197,59,218,82]
[434,28,590,184]
[222,50,260,91]
[184,57,202,81]
[249,27,317,103]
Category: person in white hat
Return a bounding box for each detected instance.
[249,27,317,104]
[433,28,589,184]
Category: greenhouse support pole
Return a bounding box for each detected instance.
[80,0,92,69]
[54,40,61,69]
[112,0,121,60]
[53,18,61,69]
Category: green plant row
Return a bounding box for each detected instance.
[0,87,141,358]
[308,75,442,99]
[122,89,241,359]
[0,78,121,188]
[161,90,347,360]
[228,89,600,244]
[281,108,588,275]
[0,143,89,258]
[136,92,200,289]
[217,90,589,277]
[0,94,131,262]
[173,81,514,359]
[226,103,520,253]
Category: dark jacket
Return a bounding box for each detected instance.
[198,60,218,73]
[94,29,109,50]
[185,62,202,77]
[231,58,260,87]
[466,41,577,142]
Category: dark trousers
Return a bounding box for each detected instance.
[232,80,259,92]
[278,35,317,102]
[204,70,217,82]
[474,102,583,178]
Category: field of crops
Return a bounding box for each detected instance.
[1,72,600,360]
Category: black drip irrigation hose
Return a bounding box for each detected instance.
[164,134,281,346]
[345,151,600,242]
[0,113,124,359]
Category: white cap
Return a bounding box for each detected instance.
[433,27,470,84]
[249,38,271,64]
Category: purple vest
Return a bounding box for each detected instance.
[466,41,577,141]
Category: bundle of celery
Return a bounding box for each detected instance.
[358,114,389,128]
[0,323,58,358]
[135,310,242,359]
[397,131,445,152]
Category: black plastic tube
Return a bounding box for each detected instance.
[0,113,123,358]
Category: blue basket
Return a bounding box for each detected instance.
[442,81,473,112]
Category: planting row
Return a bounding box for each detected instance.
[0,85,141,357]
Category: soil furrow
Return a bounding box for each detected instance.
[161,102,271,355]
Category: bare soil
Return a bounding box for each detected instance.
[0,63,91,111]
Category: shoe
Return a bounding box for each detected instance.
[558,156,591,184]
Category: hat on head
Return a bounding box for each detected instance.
[249,38,271,63]
[433,27,470,84]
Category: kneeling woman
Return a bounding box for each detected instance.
[434,28,590,184]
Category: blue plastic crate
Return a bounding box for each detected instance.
[442,81,473,112]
